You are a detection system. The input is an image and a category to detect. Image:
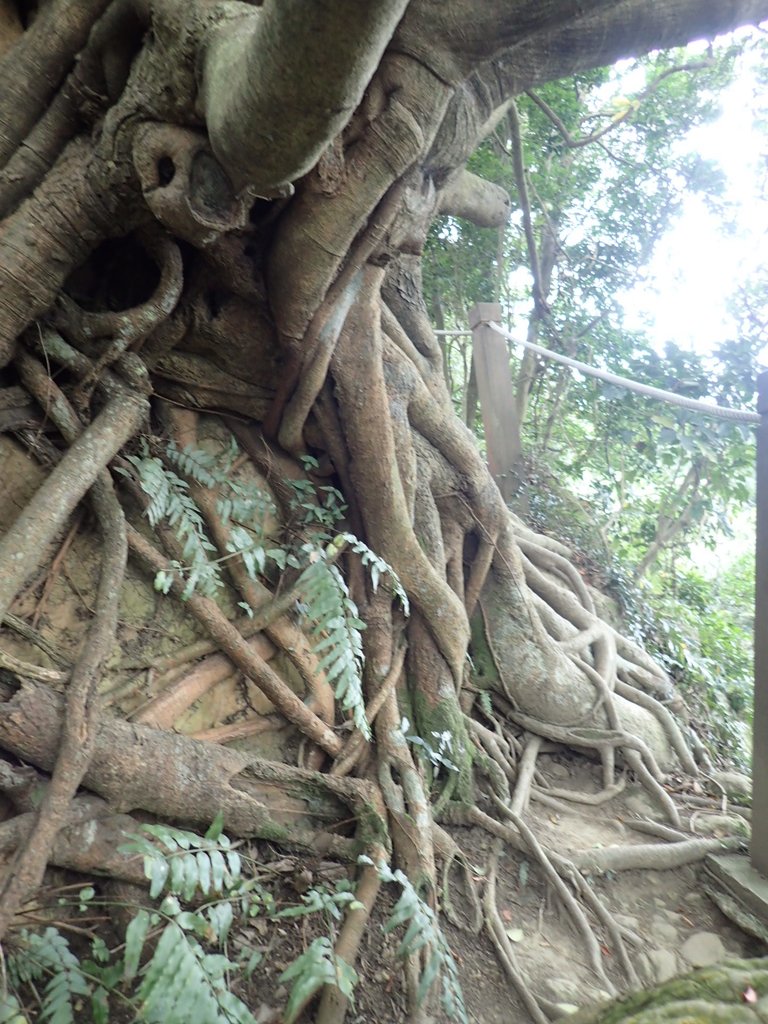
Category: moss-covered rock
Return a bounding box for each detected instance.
[562,959,768,1023]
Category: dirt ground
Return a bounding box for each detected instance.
[205,751,760,1024]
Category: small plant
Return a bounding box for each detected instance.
[400,717,460,778]
[361,856,468,1024]
[0,821,368,1024]
[120,438,281,600]
[273,879,363,1023]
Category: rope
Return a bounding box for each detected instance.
[487,321,760,425]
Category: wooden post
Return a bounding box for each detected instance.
[752,371,768,876]
[468,303,520,503]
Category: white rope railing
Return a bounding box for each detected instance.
[486,321,760,424]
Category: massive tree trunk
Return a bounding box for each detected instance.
[0,1,764,1020]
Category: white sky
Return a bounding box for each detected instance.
[619,51,768,360]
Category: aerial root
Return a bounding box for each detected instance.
[493,697,680,825]
[441,802,617,993]
[492,802,616,992]
[317,850,385,1024]
[614,679,698,775]
[0,356,130,939]
[125,525,343,756]
[484,838,550,1024]
[537,775,627,806]
[0,352,147,619]
[546,850,642,988]
[331,643,406,778]
[431,822,483,934]
[56,231,183,405]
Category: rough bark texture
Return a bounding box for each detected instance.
[0,1,765,1020]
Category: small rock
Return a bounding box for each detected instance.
[546,760,571,779]
[680,931,726,967]
[709,770,751,799]
[647,948,678,983]
[543,977,581,1003]
[694,814,749,838]
[650,916,678,944]
[544,977,609,1007]
[614,913,639,930]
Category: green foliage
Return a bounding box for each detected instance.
[363,857,468,1024]
[645,555,754,767]
[122,437,277,600]
[279,937,357,1024]
[7,928,90,1024]
[298,556,370,739]
[292,533,408,741]
[119,823,242,900]
[273,880,360,922]
[425,36,761,576]
[0,993,26,1024]
[4,822,371,1024]
[123,439,409,738]
[287,455,348,535]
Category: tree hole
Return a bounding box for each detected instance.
[157,156,176,187]
[63,235,161,313]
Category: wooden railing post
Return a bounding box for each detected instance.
[753,371,768,876]
[468,303,520,503]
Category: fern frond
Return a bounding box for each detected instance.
[298,560,369,739]
[0,992,28,1024]
[137,923,256,1024]
[165,442,221,489]
[363,859,469,1024]
[337,533,409,613]
[124,449,222,599]
[166,442,275,534]
[119,824,243,900]
[8,929,91,1024]
[280,937,357,1024]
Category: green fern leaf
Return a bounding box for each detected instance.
[339,533,410,613]
[372,860,469,1024]
[35,931,90,1024]
[0,992,28,1024]
[298,560,370,739]
[206,901,234,944]
[124,908,151,983]
[138,923,256,1024]
[196,851,212,895]
[280,937,350,1024]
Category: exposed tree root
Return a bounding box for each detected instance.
[0,355,138,939]
[125,526,343,757]
[571,835,744,873]
[484,839,550,1024]
[0,677,384,858]
[316,849,386,1024]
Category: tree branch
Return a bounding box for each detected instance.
[201,0,410,194]
[524,57,716,149]
[437,169,511,228]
